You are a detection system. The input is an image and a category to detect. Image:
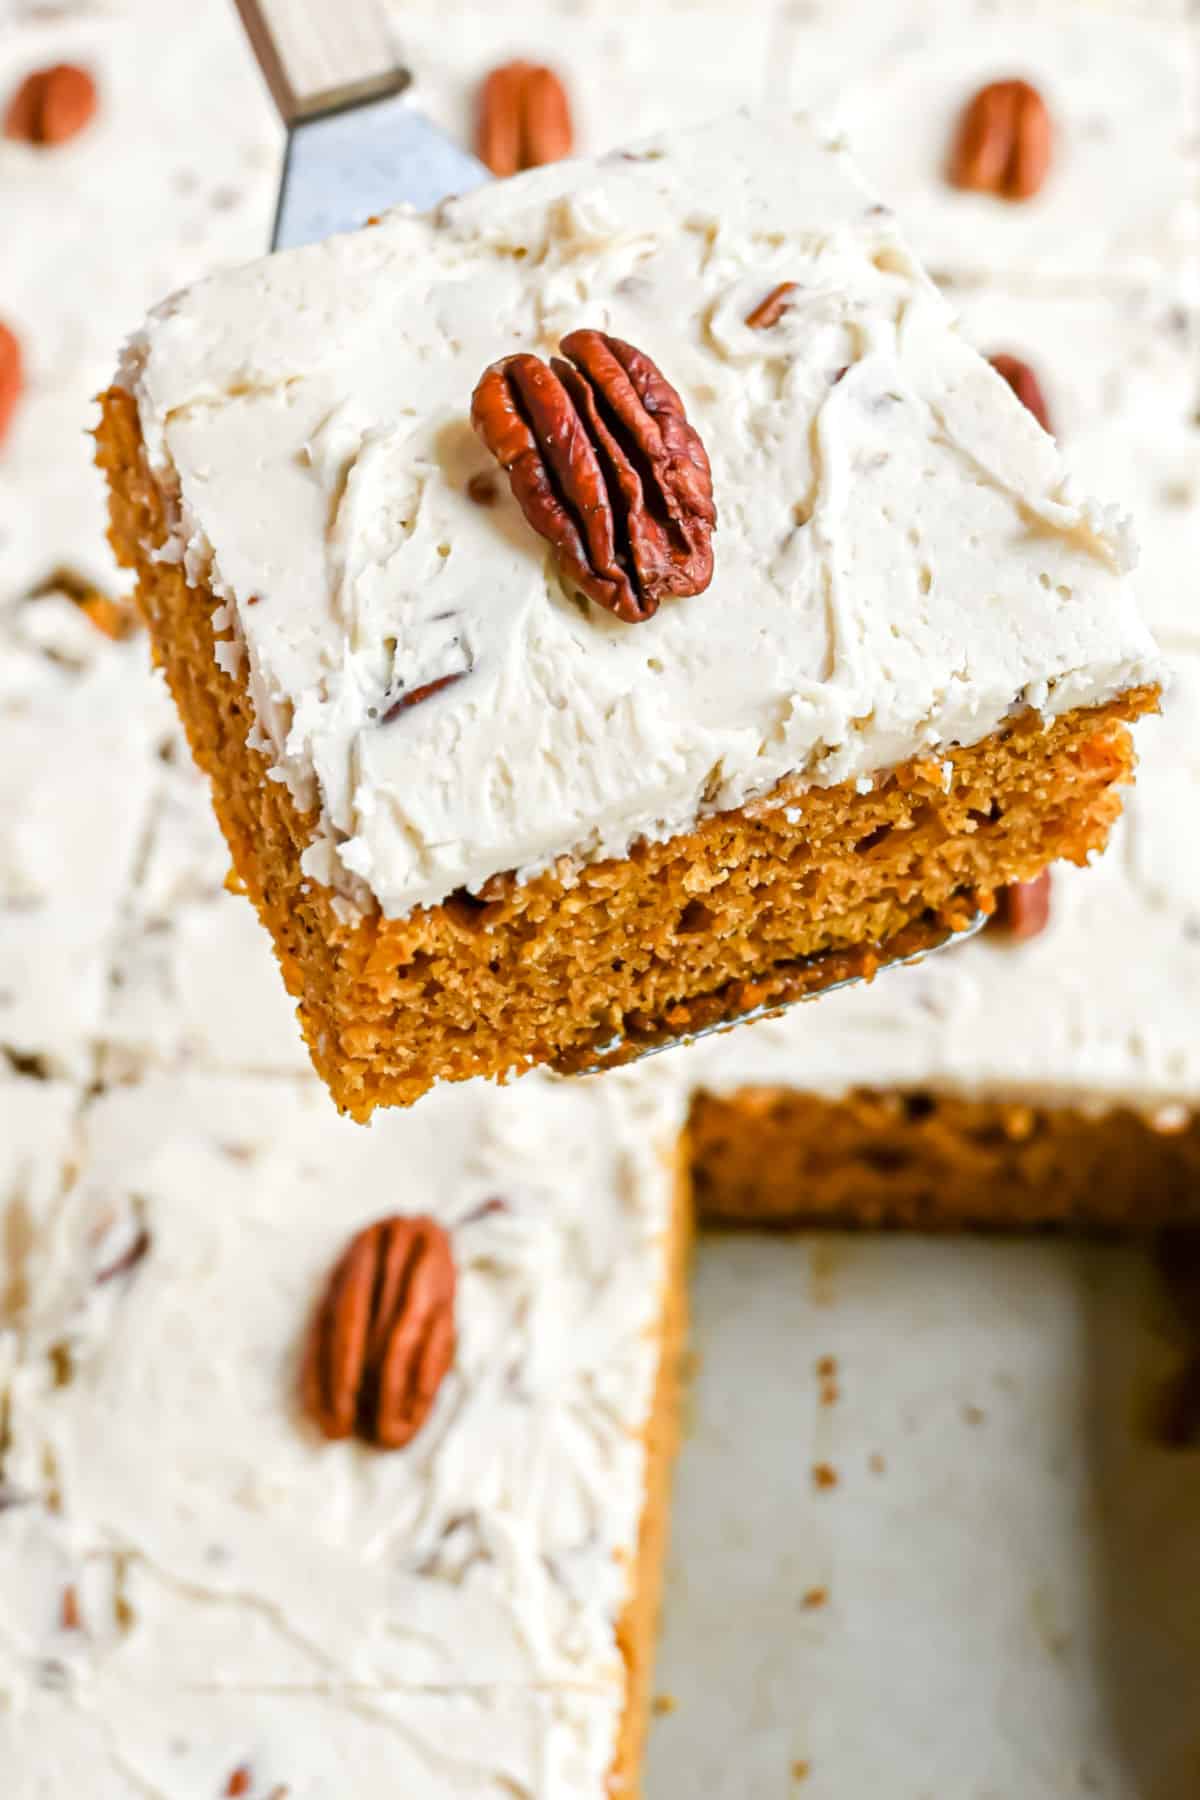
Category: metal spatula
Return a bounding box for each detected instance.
[232,0,988,1069]
[234,0,488,249]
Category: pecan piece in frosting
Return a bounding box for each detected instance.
[302,1215,456,1450]
[992,868,1052,941]
[476,61,573,178]
[5,64,97,145]
[380,669,467,723]
[31,565,140,640]
[949,79,1052,201]
[471,329,716,624]
[988,353,1052,435]
[0,322,23,449]
[746,281,797,331]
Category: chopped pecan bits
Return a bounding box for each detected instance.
[458,1195,508,1226]
[380,669,467,724]
[5,65,97,145]
[0,322,23,450]
[33,565,139,638]
[466,471,498,507]
[82,593,138,639]
[95,1225,151,1285]
[476,61,573,178]
[949,79,1052,200]
[745,281,798,331]
[302,1215,456,1450]
[989,353,1052,434]
[471,329,716,624]
[992,869,1052,940]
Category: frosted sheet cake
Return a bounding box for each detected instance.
[0,6,1197,1799]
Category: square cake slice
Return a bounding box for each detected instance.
[0,1067,689,1797]
[98,110,1159,1119]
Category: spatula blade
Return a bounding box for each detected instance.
[273,95,490,251]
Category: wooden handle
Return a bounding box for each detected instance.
[234,0,407,125]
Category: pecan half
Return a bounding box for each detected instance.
[992,869,1052,940]
[302,1215,456,1450]
[5,64,97,145]
[949,79,1052,201]
[988,353,1052,434]
[471,329,716,623]
[0,322,22,449]
[746,282,797,331]
[476,62,573,178]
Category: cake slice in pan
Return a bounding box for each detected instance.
[99,110,1159,1119]
[0,1067,690,1798]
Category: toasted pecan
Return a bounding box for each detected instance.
[992,869,1052,940]
[476,61,572,177]
[5,64,97,145]
[949,79,1051,201]
[471,329,715,623]
[302,1215,456,1450]
[989,352,1053,434]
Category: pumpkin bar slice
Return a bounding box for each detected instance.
[0,1066,689,1797]
[99,110,1159,1120]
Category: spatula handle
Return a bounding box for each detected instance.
[234,0,407,126]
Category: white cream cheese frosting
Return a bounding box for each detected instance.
[389,0,781,161]
[0,1066,684,1797]
[0,596,175,1079]
[0,0,280,622]
[120,108,1159,918]
[100,729,312,1081]
[0,0,280,1077]
[777,0,1199,296]
[0,1072,79,1505]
